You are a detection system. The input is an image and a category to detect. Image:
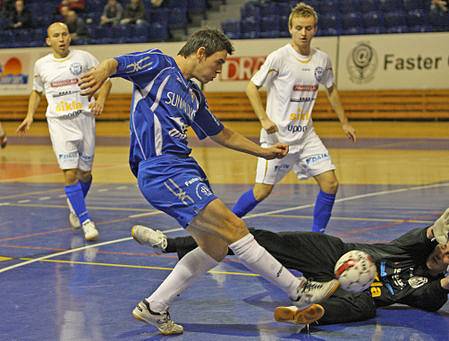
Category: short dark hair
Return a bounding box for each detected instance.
[178,29,234,57]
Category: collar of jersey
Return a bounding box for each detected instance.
[51,50,73,62]
[287,44,313,64]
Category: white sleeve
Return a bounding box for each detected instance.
[84,51,100,69]
[251,51,280,87]
[32,62,43,93]
[321,55,334,88]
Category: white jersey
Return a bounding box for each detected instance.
[251,44,334,152]
[33,50,99,119]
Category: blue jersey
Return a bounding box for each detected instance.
[112,49,224,176]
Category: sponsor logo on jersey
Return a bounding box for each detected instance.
[52,90,80,98]
[195,183,213,199]
[58,110,83,120]
[50,78,78,88]
[69,62,83,76]
[287,123,308,133]
[289,111,311,121]
[56,100,83,112]
[408,276,428,288]
[168,116,188,140]
[305,153,329,165]
[185,177,202,187]
[290,96,315,103]
[125,56,153,73]
[165,91,196,120]
[292,84,318,91]
[314,66,324,82]
[347,42,378,84]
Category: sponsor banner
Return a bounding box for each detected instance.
[204,37,338,92]
[1,33,448,94]
[0,52,32,93]
[338,32,449,89]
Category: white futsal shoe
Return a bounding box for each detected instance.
[132,300,183,335]
[274,303,325,325]
[131,225,168,252]
[82,219,99,241]
[292,278,340,308]
[431,207,449,244]
[67,198,81,229]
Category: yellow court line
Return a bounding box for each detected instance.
[0,188,62,200]
[268,214,433,224]
[0,256,13,262]
[5,203,156,213]
[17,257,260,277]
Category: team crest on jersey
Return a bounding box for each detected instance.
[407,276,428,288]
[69,63,83,76]
[314,66,324,82]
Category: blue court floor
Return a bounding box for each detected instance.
[1,181,449,340]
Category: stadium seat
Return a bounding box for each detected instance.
[240,17,260,39]
[379,0,403,12]
[406,9,428,26]
[384,10,407,27]
[403,0,426,11]
[260,15,280,38]
[187,0,207,15]
[222,19,241,39]
[342,12,363,29]
[363,11,384,28]
[360,0,379,13]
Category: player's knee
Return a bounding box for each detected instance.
[253,184,273,201]
[322,179,339,194]
[63,169,78,185]
[197,240,228,262]
[226,217,249,243]
[78,170,92,183]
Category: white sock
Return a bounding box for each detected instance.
[146,247,218,312]
[229,233,302,299]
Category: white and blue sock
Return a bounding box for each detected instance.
[65,182,91,224]
[312,190,336,233]
[232,188,260,218]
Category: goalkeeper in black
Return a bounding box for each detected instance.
[131,208,449,325]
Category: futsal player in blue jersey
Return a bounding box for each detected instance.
[79,29,339,335]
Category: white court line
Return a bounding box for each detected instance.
[1,181,448,274]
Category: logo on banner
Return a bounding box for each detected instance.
[220,56,266,81]
[0,57,28,85]
[347,42,378,84]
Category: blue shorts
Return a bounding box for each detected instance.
[137,154,217,228]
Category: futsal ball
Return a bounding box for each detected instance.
[334,250,377,293]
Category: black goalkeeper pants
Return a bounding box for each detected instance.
[166,229,376,324]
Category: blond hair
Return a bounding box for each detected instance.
[288,2,318,28]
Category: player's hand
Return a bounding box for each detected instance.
[16,116,33,135]
[342,123,356,142]
[261,143,289,160]
[432,208,449,244]
[79,66,109,99]
[261,118,278,134]
[89,100,104,116]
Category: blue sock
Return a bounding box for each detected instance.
[232,188,260,218]
[312,190,336,233]
[80,177,92,197]
[65,182,91,224]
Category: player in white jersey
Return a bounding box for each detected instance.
[16,22,112,241]
[232,3,356,233]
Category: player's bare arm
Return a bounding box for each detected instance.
[246,81,278,134]
[79,59,118,97]
[210,126,288,159]
[16,90,43,135]
[326,84,356,142]
[89,79,112,116]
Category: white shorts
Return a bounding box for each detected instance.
[255,130,335,185]
[47,113,96,171]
